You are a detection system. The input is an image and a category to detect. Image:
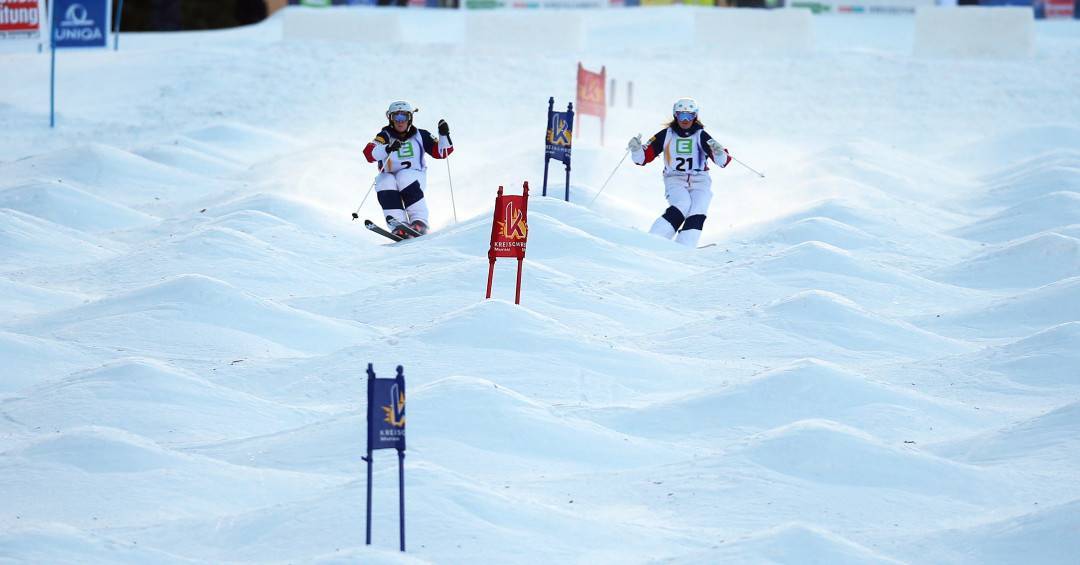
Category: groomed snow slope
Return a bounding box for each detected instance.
[2,7,1079,564]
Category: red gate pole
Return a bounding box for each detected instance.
[516,181,529,304]
[486,186,504,300]
[514,259,523,305]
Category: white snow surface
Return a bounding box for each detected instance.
[2,7,1080,564]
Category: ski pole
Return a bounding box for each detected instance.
[731,154,765,179]
[589,149,630,206]
[445,158,458,224]
[351,178,377,220]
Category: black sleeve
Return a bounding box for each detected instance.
[419,129,438,155]
[700,130,714,160]
[646,128,668,157]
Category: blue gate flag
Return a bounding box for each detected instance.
[546,108,574,166]
[368,365,406,452]
[52,0,109,49]
[364,363,406,552]
[542,97,574,201]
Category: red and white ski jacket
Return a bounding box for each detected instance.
[632,123,730,177]
[363,126,453,174]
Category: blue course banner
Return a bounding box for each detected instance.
[546,110,573,166]
[368,368,406,451]
[52,0,109,49]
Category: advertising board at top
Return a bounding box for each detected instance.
[0,0,44,40]
[466,0,606,8]
[791,0,934,13]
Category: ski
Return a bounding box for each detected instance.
[364,219,403,242]
[698,243,718,249]
[387,217,423,239]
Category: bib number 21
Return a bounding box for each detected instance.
[675,157,694,172]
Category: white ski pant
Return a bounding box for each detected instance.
[375,168,428,226]
[649,173,713,248]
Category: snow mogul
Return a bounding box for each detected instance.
[628,97,731,248]
[363,101,453,239]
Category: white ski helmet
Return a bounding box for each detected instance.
[672,97,699,119]
[386,100,417,125]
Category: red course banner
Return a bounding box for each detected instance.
[486,182,530,304]
[489,189,529,260]
[0,0,42,39]
[576,63,606,120]
[576,62,606,144]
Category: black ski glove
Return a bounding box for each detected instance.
[385,139,402,154]
[438,119,450,136]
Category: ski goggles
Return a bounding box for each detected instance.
[390,111,411,123]
[675,111,697,122]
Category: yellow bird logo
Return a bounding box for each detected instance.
[497,201,528,240]
[381,385,406,429]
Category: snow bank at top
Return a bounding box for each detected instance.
[284,6,403,44]
[466,11,584,52]
[914,7,1034,59]
[694,8,813,56]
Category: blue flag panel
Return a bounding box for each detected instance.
[368,366,406,451]
[52,0,108,49]
[546,110,574,166]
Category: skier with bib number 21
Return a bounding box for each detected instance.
[363,101,454,238]
[629,97,731,248]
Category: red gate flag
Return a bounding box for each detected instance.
[486,182,530,304]
[576,62,606,145]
